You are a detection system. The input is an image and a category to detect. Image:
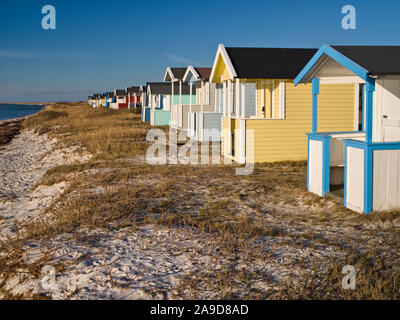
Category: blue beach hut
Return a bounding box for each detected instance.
[294,45,400,213]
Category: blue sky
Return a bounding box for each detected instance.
[1,0,400,102]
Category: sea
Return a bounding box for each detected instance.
[0,104,44,122]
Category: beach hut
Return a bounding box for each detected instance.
[89,95,100,108]
[140,85,151,122]
[163,67,187,83]
[93,93,102,108]
[162,67,196,134]
[210,44,358,164]
[147,82,173,126]
[88,95,94,107]
[99,94,106,107]
[110,89,128,109]
[169,82,195,134]
[105,92,115,108]
[294,45,400,214]
[183,66,221,142]
[126,86,142,111]
[104,93,109,107]
[91,94,98,107]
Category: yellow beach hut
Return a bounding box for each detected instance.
[209,44,360,164]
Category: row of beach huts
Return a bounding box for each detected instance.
[88,44,400,214]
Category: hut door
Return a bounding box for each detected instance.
[381,79,400,141]
[359,84,364,131]
[261,81,272,118]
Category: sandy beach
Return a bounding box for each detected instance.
[0,127,231,299]
[0,129,91,238]
[0,108,87,234]
[0,103,399,300]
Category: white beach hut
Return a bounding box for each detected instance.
[294,45,400,214]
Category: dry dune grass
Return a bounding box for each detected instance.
[1,103,400,299]
[0,120,22,146]
[24,103,151,160]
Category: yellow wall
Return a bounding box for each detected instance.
[222,81,356,163]
[249,81,355,162]
[212,54,232,83]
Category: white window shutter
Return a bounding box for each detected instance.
[279,80,286,119]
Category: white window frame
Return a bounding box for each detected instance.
[240,79,287,120]
[279,80,286,119]
[205,82,210,105]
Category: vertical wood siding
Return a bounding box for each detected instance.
[373,149,400,211]
[346,146,364,213]
[308,140,324,196]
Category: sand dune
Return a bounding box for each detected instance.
[0,130,90,239]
